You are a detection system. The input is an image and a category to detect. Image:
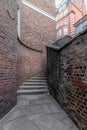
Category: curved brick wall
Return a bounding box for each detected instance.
[19,2,56,51]
[17,0,56,82]
[17,40,43,84]
[0,0,56,119]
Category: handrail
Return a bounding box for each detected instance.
[17,36,43,53]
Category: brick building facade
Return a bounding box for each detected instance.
[74,14,87,34]
[0,0,56,119]
[56,0,86,39]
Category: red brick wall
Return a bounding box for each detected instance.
[73,0,87,15]
[17,41,44,84]
[59,33,87,130]
[0,0,18,119]
[0,0,56,119]
[17,0,56,81]
[26,0,55,16]
[47,32,87,130]
[20,6,56,49]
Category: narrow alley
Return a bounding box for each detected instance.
[0,74,79,130]
[0,0,87,130]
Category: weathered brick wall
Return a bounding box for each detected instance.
[20,6,56,50]
[17,41,43,84]
[47,47,60,95]
[18,0,56,71]
[47,31,87,130]
[60,33,87,130]
[0,0,18,119]
[17,0,56,83]
[26,0,55,16]
[0,0,56,119]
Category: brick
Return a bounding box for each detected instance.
[47,32,87,130]
[0,0,56,119]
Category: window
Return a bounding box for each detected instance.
[56,24,59,29]
[58,3,67,12]
[56,15,59,21]
[59,7,62,12]
[64,9,68,16]
[63,3,66,10]
[64,19,69,25]
[60,13,63,19]
[58,29,62,37]
[63,28,68,35]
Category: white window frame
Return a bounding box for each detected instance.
[63,28,68,35]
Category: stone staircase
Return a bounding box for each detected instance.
[17,73,49,95]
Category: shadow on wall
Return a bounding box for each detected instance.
[47,31,87,130]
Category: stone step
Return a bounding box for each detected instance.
[26,80,47,82]
[36,75,47,78]
[34,74,47,76]
[17,73,49,95]
[17,89,49,95]
[31,77,47,80]
[19,85,48,89]
[22,82,48,85]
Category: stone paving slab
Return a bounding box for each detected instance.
[50,111,68,121]
[2,117,39,130]
[28,114,71,130]
[2,107,24,123]
[0,94,79,130]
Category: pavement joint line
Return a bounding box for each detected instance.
[31,120,41,130]
[0,105,18,126]
[5,115,26,124]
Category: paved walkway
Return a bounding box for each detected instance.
[0,94,79,130]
